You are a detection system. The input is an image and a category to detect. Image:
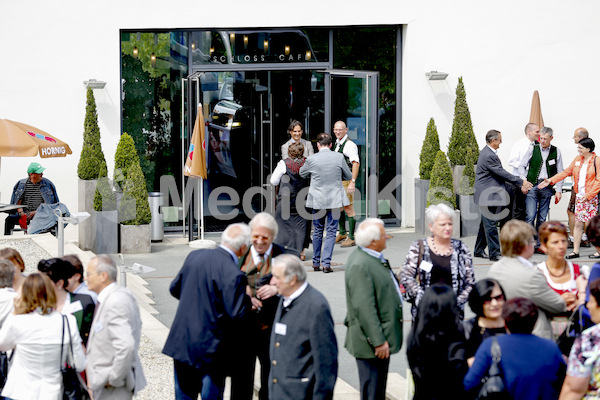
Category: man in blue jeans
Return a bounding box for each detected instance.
[300,133,352,273]
[519,127,564,249]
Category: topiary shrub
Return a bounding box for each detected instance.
[458,148,477,195]
[114,133,140,192]
[78,87,107,180]
[419,118,441,180]
[119,162,151,225]
[427,150,456,208]
[447,77,479,166]
[93,160,116,211]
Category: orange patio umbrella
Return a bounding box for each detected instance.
[529,90,544,130]
[0,118,72,158]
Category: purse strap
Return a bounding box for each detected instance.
[60,314,76,368]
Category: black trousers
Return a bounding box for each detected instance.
[229,326,271,400]
[356,357,390,400]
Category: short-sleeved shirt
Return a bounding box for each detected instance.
[334,135,359,165]
[567,323,600,398]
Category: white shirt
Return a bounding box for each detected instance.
[334,134,360,164]
[282,281,308,308]
[0,288,16,330]
[518,144,564,192]
[486,144,498,155]
[97,282,117,304]
[251,244,273,265]
[0,311,85,400]
[508,137,534,175]
[270,160,287,186]
[578,163,588,197]
[517,256,534,268]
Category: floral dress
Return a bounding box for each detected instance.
[567,324,600,398]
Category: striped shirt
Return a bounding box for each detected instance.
[21,180,44,212]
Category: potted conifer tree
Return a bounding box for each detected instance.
[447,77,479,194]
[427,150,460,237]
[416,118,440,234]
[77,87,107,250]
[114,133,151,253]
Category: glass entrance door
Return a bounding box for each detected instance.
[186,69,325,230]
[324,70,379,218]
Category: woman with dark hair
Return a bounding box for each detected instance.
[538,221,587,304]
[0,247,26,291]
[271,141,310,258]
[407,284,468,399]
[541,137,600,259]
[465,297,566,399]
[463,279,508,365]
[560,278,600,398]
[0,273,85,399]
[280,120,314,159]
[38,258,95,346]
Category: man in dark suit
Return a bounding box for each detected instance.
[299,133,352,273]
[269,254,338,399]
[344,218,403,400]
[163,223,252,400]
[474,130,532,261]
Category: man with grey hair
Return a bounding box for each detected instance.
[235,212,286,400]
[163,223,252,400]
[86,255,146,400]
[269,254,338,399]
[519,126,564,248]
[344,218,403,400]
[474,130,532,262]
[0,259,16,329]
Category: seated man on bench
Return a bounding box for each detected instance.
[4,162,59,235]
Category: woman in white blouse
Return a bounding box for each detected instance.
[0,273,85,400]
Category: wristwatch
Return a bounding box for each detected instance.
[351,179,356,183]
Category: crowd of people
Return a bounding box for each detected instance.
[0,252,145,400]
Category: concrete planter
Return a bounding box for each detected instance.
[78,179,97,251]
[459,195,480,237]
[92,210,118,254]
[119,224,151,254]
[414,178,430,234]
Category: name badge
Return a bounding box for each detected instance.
[548,159,556,166]
[275,322,287,336]
[420,260,433,273]
[64,300,83,314]
[93,322,104,333]
[576,161,581,166]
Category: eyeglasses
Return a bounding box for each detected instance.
[485,294,505,303]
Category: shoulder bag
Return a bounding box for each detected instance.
[477,337,511,400]
[61,315,90,400]
[399,239,424,302]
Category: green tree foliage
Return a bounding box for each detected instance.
[78,88,107,180]
[427,151,456,208]
[458,148,477,195]
[419,118,441,180]
[119,162,151,225]
[448,77,479,166]
[114,133,140,192]
[93,160,116,211]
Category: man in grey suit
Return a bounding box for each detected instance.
[86,255,146,400]
[474,130,532,261]
[487,220,567,339]
[300,133,352,273]
[269,254,338,399]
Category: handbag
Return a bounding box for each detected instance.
[556,304,593,356]
[61,315,90,400]
[0,349,14,391]
[477,337,511,400]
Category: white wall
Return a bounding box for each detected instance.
[1,0,598,227]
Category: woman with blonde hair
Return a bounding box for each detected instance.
[0,247,26,291]
[0,273,85,399]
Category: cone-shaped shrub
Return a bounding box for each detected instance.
[419,118,441,180]
[114,133,140,192]
[427,151,456,208]
[93,160,116,211]
[458,148,477,195]
[78,87,107,180]
[119,162,151,225]
[448,77,479,166]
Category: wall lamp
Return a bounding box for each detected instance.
[425,71,449,81]
[83,79,107,89]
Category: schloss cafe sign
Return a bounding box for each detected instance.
[211,51,314,64]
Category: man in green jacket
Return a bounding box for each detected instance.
[344,218,403,400]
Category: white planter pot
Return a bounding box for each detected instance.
[78,179,97,251]
[119,224,151,254]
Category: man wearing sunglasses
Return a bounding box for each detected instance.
[4,162,59,235]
